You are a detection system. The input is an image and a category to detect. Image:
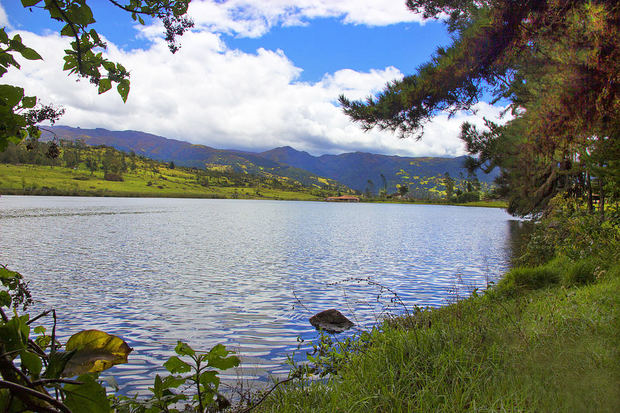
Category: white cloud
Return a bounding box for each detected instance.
[3,13,507,158]
[188,0,426,38]
[0,3,9,28]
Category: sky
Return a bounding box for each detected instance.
[1,0,507,157]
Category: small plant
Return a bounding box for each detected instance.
[287,330,373,381]
[114,341,239,413]
[1,266,239,413]
[0,266,132,412]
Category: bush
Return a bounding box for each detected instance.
[455,191,480,203]
[562,259,598,287]
[104,172,123,181]
[517,196,620,267]
[494,265,560,297]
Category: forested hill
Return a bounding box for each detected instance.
[259,146,498,194]
[43,125,498,194]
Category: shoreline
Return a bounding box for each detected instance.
[0,191,507,208]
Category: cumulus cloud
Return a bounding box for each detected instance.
[188,0,427,38]
[2,3,507,158]
[0,4,9,28]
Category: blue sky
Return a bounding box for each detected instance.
[0,1,503,157]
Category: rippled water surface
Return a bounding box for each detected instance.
[0,196,521,393]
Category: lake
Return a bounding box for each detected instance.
[0,195,524,393]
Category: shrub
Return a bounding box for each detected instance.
[104,172,124,181]
[494,265,560,297]
[455,191,480,203]
[562,259,598,287]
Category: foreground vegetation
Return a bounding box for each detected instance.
[1,197,617,413]
[259,271,619,412]
[255,200,620,412]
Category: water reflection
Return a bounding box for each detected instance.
[0,196,518,394]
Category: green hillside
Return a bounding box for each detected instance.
[0,141,353,200]
[41,126,346,189]
[42,126,499,199]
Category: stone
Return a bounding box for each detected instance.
[309,309,354,334]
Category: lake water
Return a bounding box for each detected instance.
[0,196,523,394]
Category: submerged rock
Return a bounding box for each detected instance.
[309,309,354,334]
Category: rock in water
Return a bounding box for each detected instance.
[309,309,354,333]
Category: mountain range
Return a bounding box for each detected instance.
[42,125,498,193]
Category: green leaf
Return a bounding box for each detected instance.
[61,24,75,37]
[205,344,239,370]
[20,350,43,376]
[63,55,77,71]
[21,95,36,108]
[71,3,96,26]
[63,374,110,413]
[19,47,42,61]
[174,341,195,356]
[152,374,163,398]
[62,329,132,377]
[0,84,25,108]
[0,29,8,44]
[163,356,191,374]
[0,315,29,355]
[117,80,130,103]
[162,375,185,389]
[0,291,11,307]
[89,29,101,44]
[208,354,240,370]
[199,370,219,389]
[98,78,111,94]
[21,0,42,6]
[0,267,21,281]
[101,61,116,72]
[33,325,46,335]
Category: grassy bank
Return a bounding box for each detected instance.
[251,205,620,412]
[255,260,619,412]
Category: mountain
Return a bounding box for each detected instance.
[43,125,498,194]
[259,146,497,193]
[41,126,348,191]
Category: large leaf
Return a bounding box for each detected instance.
[0,315,29,356]
[62,329,132,377]
[63,374,110,413]
[44,350,76,379]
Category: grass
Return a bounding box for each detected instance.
[0,163,326,201]
[254,260,620,412]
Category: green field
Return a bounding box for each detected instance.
[0,163,331,201]
[0,164,507,207]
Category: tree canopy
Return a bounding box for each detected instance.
[340,0,619,216]
[0,0,193,151]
